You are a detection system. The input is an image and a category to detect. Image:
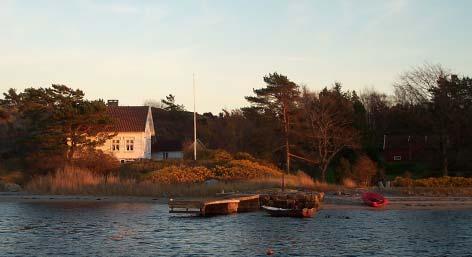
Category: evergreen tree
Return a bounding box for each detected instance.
[161,94,186,112]
[1,85,114,171]
[245,72,300,173]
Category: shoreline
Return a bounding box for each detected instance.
[2,192,472,210]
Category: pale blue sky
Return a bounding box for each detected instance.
[1,0,471,113]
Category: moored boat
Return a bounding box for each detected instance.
[262,205,315,218]
[362,192,388,207]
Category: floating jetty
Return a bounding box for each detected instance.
[260,192,325,211]
[260,192,325,218]
[168,192,325,217]
[169,194,260,216]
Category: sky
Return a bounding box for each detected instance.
[1,0,471,113]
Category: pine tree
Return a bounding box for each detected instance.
[245,73,300,173]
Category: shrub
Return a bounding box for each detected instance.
[212,150,233,162]
[25,153,66,174]
[213,160,283,180]
[234,152,256,161]
[342,178,357,188]
[73,149,120,174]
[335,157,352,183]
[0,170,25,185]
[146,165,214,184]
[142,159,284,184]
[120,159,184,176]
[352,155,377,186]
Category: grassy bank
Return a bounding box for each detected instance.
[393,176,472,187]
[25,166,319,197]
[385,176,472,196]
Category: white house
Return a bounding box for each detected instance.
[97,101,155,163]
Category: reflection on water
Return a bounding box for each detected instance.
[0,201,471,256]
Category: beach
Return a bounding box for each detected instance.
[3,192,472,210]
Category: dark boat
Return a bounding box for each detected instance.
[362,192,388,207]
[261,205,315,218]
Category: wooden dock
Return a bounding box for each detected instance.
[168,192,325,217]
[169,194,260,216]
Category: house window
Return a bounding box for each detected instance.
[126,138,134,151]
[112,140,120,151]
[393,155,402,161]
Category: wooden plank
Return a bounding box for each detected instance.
[169,210,201,214]
[204,199,240,205]
[169,200,204,205]
[202,201,239,216]
[168,200,203,209]
[168,194,261,216]
[169,203,203,209]
[232,194,260,201]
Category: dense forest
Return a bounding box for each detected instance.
[1,63,472,184]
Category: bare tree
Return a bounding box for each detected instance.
[298,85,359,182]
[360,88,391,130]
[393,63,449,105]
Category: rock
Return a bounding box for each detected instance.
[205,179,219,185]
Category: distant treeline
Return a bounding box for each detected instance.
[152,63,472,181]
[1,63,472,183]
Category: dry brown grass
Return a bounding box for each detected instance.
[384,186,472,197]
[342,178,357,188]
[26,166,320,197]
[0,170,25,184]
[393,176,472,187]
[383,176,472,196]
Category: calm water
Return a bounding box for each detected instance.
[1,201,472,257]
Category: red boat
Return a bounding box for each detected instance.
[362,192,388,207]
[261,205,315,218]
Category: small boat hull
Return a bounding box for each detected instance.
[362,192,388,207]
[262,206,315,218]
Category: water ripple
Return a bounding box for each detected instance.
[0,202,471,256]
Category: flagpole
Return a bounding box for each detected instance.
[193,73,197,161]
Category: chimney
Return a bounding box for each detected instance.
[107,100,119,106]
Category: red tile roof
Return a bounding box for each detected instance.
[106,106,150,132]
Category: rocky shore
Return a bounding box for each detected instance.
[2,191,472,210]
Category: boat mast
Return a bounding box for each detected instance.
[193,73,197,161]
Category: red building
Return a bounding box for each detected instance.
[382,135,437,163]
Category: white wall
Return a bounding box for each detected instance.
[97,107,155,162]
[98,132,149,161]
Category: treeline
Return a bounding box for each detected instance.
[1,63,472,184]
[0,85,117,176]
[156,64,472,181]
